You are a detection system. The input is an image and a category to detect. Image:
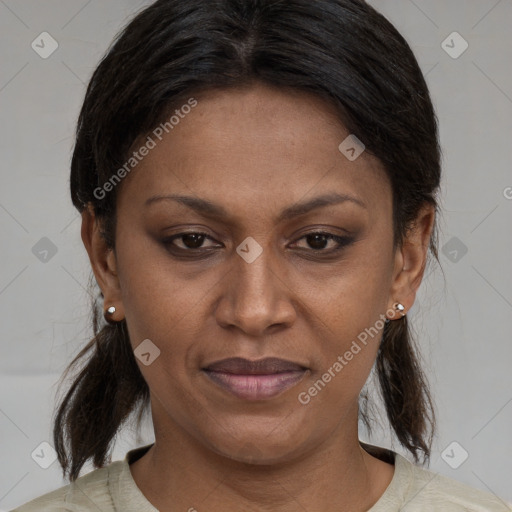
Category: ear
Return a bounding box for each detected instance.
[387,203,436,317]
[81,203,124,321]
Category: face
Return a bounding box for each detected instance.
[84,82,432,464]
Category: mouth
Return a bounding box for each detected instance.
[202,357,309,401]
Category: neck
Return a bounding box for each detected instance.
[130,405,394,512]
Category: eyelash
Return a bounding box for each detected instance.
[162,231,354,257]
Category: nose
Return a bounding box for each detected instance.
[214,243,296,336]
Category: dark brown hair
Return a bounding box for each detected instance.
[55,0,441,481]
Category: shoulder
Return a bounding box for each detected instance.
[10,461,124,512]
[394,453,511,511]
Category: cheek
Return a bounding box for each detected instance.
[115,234,220,344]
[300,251,393,395]
[310,301,385,384]
[296,307,385,416]
[311,238,393,326]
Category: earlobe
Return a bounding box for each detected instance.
[80,203,124,320]
[387,203,436,317]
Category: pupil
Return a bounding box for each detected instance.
[308,234,328,250]
[183,234,205,248]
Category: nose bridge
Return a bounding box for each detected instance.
[220,238,295,334]
[236,243,275,302]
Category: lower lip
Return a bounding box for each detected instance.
[202,370,307,400]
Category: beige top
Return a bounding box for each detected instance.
[11,443,511,511]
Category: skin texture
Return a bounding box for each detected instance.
[81,82,435,512]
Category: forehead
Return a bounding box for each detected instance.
[116,83,390,219]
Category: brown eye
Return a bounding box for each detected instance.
[162,231,354,259]
[292,232,354,253]
[163,232,219,251]
[178,233,206,249]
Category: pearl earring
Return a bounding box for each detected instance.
[385,301,406,323]
[394,302,406,317]
[104,305,117,324]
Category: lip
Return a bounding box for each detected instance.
[202,357,309,401]
[204,357,307,374]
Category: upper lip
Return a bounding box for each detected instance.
[203,357,307,375]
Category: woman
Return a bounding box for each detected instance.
[12,0,509,510]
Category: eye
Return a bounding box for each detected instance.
[291,232,354,253]
[163,232,220,251]
[162,230,354,257]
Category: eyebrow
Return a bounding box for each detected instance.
[144,192,367,222]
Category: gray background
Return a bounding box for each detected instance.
[1,0,511,509]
